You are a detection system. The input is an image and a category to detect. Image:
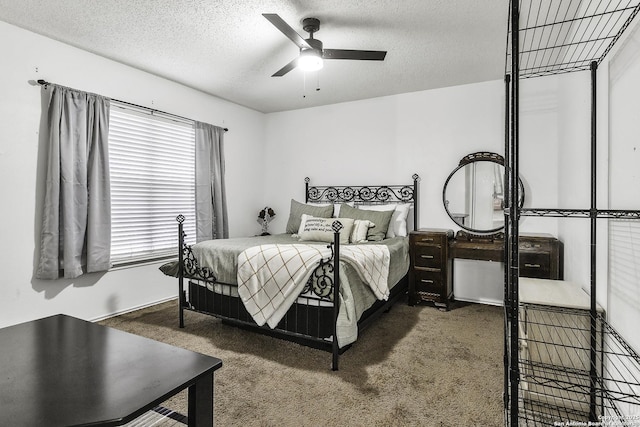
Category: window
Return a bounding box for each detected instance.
[108,102,196,265]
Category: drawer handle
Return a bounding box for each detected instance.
[421,279,434,284]
[420,255,434,259]
[420,238,434,242]
[524,263,541,268]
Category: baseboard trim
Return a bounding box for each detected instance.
[455,296,503,307]
[90,296,178,323]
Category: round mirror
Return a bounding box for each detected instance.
[443,152,524,234]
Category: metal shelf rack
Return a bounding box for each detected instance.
[504,1,640,425]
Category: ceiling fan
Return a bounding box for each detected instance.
[263,13,387,77]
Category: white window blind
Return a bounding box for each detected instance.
[108,103,196,264]
[609,219,640,353]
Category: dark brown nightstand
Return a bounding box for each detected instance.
[408,228,454,310]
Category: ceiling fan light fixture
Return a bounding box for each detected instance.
[298,49,323,72]
[263,14,386,77]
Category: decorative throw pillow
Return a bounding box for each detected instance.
[338,204,393,242]
[350,219,375,243]
[298,216,354,244]
[286,199,334,234]
[359,203,412,238]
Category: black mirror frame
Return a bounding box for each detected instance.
[442,152,525,234]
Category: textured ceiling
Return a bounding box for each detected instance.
[0,0,509,113]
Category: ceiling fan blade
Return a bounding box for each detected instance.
[263,13,311,50]
[323,49,387,61]
[272,57,298,77]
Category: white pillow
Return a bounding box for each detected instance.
[298,215,354,244]
[392,204,412,237]
[350,219,375,243]
[332,202,355,218]
[358,204,411,238]
[297,213,311,235]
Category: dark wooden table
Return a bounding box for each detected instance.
[0,314,222,426]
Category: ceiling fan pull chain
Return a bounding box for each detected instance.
[303,72,307,98]
[316,71,321,92]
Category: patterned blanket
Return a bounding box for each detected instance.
[237,244,390,328]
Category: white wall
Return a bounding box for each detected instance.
[263,79,574,303]
[264,81,500,232]
[263,78,571,235]
[607,18,640,354]
[0,21,266,328]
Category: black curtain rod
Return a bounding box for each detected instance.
[36,79,228,132]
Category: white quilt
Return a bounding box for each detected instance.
[236,243,390,329]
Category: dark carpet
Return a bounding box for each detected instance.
[101,299,504,426]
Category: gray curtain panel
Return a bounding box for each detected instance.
[36,84,111,279]
[194,122,228,242]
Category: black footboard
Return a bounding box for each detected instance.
[176,215,345,370]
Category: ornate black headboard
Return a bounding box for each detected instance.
[304,174,420,231]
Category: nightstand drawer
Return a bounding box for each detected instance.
[412,234,448,245]
[519,240,552,251]
[413,245,442,269]
[414,269,444,295]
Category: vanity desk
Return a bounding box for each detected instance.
[410,151,565,309]
[449,230,564,280]
[409,229,564,309]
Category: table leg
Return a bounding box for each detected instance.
[188,373,213,426]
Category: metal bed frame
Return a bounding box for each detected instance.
[505,1,640,425]
[175,175,419,371]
